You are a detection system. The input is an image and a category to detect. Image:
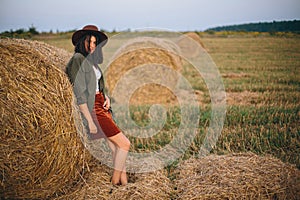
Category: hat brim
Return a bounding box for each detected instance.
[72,30,108,46]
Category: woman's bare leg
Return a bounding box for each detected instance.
[106,139,116,165]
[108,132,130,185]
[107,139,128,185]
[107,139,126,184]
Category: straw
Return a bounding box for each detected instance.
[0,38,91,199]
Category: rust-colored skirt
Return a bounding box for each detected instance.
[89,93,121,140]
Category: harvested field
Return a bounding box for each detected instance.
[226,91,260,105]
[0,38,90,199]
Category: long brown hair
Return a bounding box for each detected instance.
[74,34,103,64]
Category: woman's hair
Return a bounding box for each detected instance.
[74,34,103,64]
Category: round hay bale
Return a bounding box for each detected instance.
[184,32,205,49]
[105,37,182,106]
[1,38,73,72]
[175,153,300,200]
[0,38,91,199]
[176,32,206,58]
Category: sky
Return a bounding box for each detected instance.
[0,0,299,33]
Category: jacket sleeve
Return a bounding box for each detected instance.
[66,53,88,105]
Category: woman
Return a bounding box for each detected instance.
[66,25,130,186]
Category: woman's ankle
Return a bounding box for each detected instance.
[111,170,121,185]
[120,172,128,185]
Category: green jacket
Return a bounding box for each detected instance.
[66,53,106,113]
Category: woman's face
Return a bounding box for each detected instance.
[85,35,97,53]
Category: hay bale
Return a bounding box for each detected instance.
[110,170,173,200]
[54,161,174,200]
[53,160,174,200]
[1,38,72,72]
[183,32,205,49]
[175,32,206,59]
[175,153,300,200]
[0,38,91,199]
[52,160,111,200]
[105,37,182,106]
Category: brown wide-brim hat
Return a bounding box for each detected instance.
[72,25,108,46]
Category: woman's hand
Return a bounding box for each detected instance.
[103,95,111,110]
[88,120,97,134]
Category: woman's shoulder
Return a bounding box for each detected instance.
[68,53,87,67]
[72,52,85,60]
[71,53,94,72]
[67,53,82,67]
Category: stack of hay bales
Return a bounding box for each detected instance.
[105,37,182,106]
[0,38,91,199]
[175,153,300,199]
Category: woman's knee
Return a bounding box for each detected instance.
[123,136,131,151]
[119,134,130,151]
[109,132,130,151]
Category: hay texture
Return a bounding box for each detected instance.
[175,32,206,59]
[105,37,182,106]
[181,32,205,49]
[175,153,300,200]
[0,38,90,199]
[54,160,173,200]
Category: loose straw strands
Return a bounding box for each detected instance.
[54,160,174,200]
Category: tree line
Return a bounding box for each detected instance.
[0,25,40,38]
[206,20,300,33]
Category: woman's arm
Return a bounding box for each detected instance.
[67,54,97,133]
[79,103,97,134]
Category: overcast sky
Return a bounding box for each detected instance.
[0,0,299,32]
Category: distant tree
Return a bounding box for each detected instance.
[15,28,25,34]
[28,25,39,35]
